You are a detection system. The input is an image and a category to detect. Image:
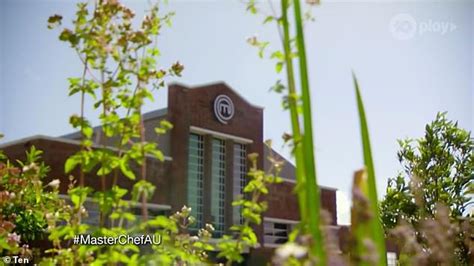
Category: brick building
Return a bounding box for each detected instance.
[0,83,346,264]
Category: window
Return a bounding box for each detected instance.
[130,207,170,222]
[211,138,226,236]
[232,143,247,225]
[187,134,204,229]
[59,195,171,228]
[263,219,297,246]
[387,252,397,266]
[82,200,100,226]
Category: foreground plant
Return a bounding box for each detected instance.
[246,1,387,264]
[0,145,65,261]
[247,0,326,262]
[217,145,283,265]
[382,112,474,264]
[45,0,184,264]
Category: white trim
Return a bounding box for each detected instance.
[264,243,282,248]
[281,178,296,184]
[263,217,299,248]
[129,202,172,211]
[207,238,256,253]
[263,218,340,230]
[190,126,253,144]
[328,225,341,229]
[168,81,265,110]
[0,135,173,161]
[0,135,80,149]
[263,217,299,225]
[58,194,172,210]
[278,177,338,192]
[319,185,338,191]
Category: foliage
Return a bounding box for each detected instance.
[352,75,387,265]
[248,0,327,262]
[43,1,280,265]
[44,0,191,264]
[389,203,473,266]
[246,0,388,265]
[0,146,64,260]
[217,147,283,264]
[381,112,474,264]
[382,112,473,225]
[2,0,470,265]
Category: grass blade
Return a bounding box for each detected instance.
[293,0,326,263]
[281,0,307,225]
[353,73,387,265]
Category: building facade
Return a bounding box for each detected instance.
[0,83,343,264]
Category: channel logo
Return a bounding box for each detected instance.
[389,13,457,40]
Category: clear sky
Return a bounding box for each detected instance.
[0,0,472,224]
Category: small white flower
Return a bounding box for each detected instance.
[8,233,21,243]
[306,0,320,5]
[275,243,307,259]
[205,223,215,232]
[47,179,60,189]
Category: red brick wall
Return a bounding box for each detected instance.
[1,138,170,205]
[167,83,264,215]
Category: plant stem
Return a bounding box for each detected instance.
[79,62,86,188]
[140,111,148,222]
[292,0,325,263]
[280,0,307,225]
[99,68,107,228]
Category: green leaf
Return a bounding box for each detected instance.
[291,0,325,262]
[275,62,283,73]
[160,119,173,130]
[353,73,387,265]
[119,158,136,180]
[270,51,284,60]
[47,14,62,29]
[152,150,164,161]
[65,154,81,173]
[263,16,274,24]
[69,187,91,209]
[82,126,93,139]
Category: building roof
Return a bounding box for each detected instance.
[169,81,265,110]
[61,108,168,140]
[263,145,337,191]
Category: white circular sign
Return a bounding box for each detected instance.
[214,95,234,124]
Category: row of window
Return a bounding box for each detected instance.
[263,220,295,246]
[233,143,247,225]
[187,134,205,228]
[211,139,226,235]
[186,133,247,236]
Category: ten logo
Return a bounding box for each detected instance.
[214,95,234,124]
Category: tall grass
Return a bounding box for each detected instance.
[281,0,326,263]
[353,74,387,265]
[279,1,387,264]
[280,0,308,226]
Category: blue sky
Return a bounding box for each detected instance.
[0,0,472,224]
